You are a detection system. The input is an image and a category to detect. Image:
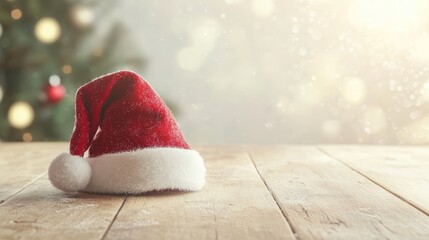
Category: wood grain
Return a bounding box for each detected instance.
[1,143,429,239]
[319,145,429,215]
[0,143,67,203]
[248,146,429,240]
[0,176,125,240]
[104,147,295,240]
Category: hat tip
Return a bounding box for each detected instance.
[48,153,91,192]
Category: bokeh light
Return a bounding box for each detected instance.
[48,75,61,86]
[34,17,61,44]
[70,5,94,28]
[22,132,33,142]
[11,9,22,20]
[62,64,72,74]
[8,101,34,129]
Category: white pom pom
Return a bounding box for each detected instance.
[48,153,91,192]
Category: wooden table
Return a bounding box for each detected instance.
[0,143,428,240]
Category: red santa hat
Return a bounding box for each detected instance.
[48,70,206,194]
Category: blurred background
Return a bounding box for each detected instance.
[1,0,429,145]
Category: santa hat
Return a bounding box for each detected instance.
[48,70,206,194]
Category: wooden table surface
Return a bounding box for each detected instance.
[0,143,428,240]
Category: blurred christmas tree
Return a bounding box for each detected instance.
[0,0,146,141]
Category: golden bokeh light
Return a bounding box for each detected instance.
[8,101,34,129]
[22,132,33,142]
[70,5,94,28]
[34,17,61,44]
[62,64,72,74]
[11,9,22,20]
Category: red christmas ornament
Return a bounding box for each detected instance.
[44,75,66,103]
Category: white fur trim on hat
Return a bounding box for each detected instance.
[49,148,206,194]
[48,153,92,192]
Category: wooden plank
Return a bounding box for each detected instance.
[104,147,295,240]
[0,143,68,203]
[248,146,429,240]
[0,176,125,240]
[319,145,429,215]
